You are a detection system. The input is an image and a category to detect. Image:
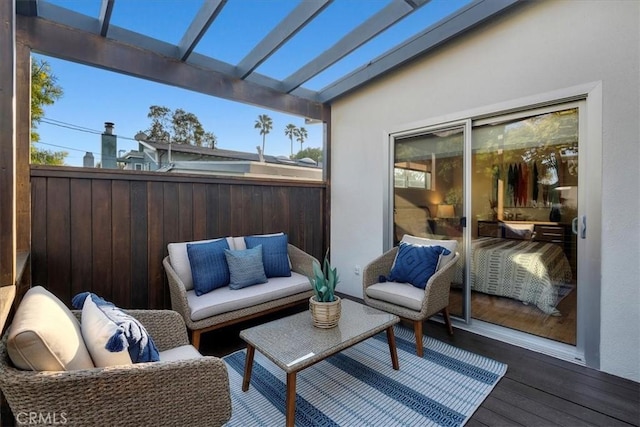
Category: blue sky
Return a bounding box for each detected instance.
[34,0,469,167]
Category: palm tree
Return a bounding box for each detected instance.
[284,124,298,157]
[254,114,273,154]
[294,126,308,152]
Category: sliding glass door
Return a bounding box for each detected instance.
[470,105,579,345]
[390,102,584,351]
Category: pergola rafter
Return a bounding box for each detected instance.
[14,0,520,104]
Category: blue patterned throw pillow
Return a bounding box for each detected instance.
[388,242,451,289]
[71,292,160,363]
[244,234,291,278]
[224,245,268,289]
[187,239,230,296]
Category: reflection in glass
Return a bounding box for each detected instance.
[461,107,579,345]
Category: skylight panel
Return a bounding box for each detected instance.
[303,0,473,92]
[254,0,392,81]
[44,0,102,18]
[109,0,205,45]
[195,0,297,65]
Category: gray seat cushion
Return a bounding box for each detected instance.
[365,281,424,311]
[187,272,310,321]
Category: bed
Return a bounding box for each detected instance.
[454,237,573,315]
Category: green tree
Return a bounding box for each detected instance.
[254,114,273,154]
[284,124,298,157]
[142,105,216,148]
[293,147,322,163]
[294,126,308,152]
[145,105,171,142]
[30,148,67,166]
[31,58,67,165]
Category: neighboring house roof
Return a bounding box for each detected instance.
[140,141,275,163]
[139,141,320,167]
[157,160,322,181]
[118,140,321,179]
[119,151,144,160]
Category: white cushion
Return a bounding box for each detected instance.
[80,295,132,367]
[231,237,246,251]
[7,286,95,371]
[400,234,458,269]
[366,282,424,311]
[187,272,310,321]
[167,237,235,291]
[159,345,203,362]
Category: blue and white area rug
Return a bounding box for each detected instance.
[223,325,507,426]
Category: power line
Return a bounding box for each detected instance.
[41,117,102,133]
[33,140,89,153]
[34,141,132,160]
[40,116,142,142]
[40,118,103,135]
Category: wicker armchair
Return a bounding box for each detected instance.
[0,310,232,427]
[363,248,460,357]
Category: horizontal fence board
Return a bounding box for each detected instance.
[31,168,326,309]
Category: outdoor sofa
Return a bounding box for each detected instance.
[163,232,317,349]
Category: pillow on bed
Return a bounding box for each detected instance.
[504,223,535,240]
[400,234,457,270]
[388,242,451,289]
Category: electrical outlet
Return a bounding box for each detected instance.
[354,265,361,276]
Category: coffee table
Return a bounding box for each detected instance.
[240,298,400,427]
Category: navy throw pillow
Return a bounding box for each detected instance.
[388,243,451,289]
[71,292,160,363]
[244,234,291,278]
[187,239,231,296]
[224,245,268,289]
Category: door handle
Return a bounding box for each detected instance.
[572,217,578,235]
[581,215,587,239]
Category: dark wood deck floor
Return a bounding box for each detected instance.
[200,301,640,427]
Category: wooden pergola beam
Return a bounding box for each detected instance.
[17,16,330,121]
[0,0,17,287]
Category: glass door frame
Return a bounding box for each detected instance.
[386,119,473,322]
[384,87,602,368]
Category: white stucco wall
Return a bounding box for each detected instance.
[330,0,639,381]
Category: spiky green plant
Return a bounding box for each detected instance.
[308,250,339,302]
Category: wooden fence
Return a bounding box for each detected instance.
[30,166,326,309]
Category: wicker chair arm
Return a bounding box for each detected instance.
[421,252,460,317]
[163,256,194,328]
[362,247,399,289]
[288,243,319,277]
[122,309,190,351]
[0,339,231,427]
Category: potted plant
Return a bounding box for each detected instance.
[308,249,341,328]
